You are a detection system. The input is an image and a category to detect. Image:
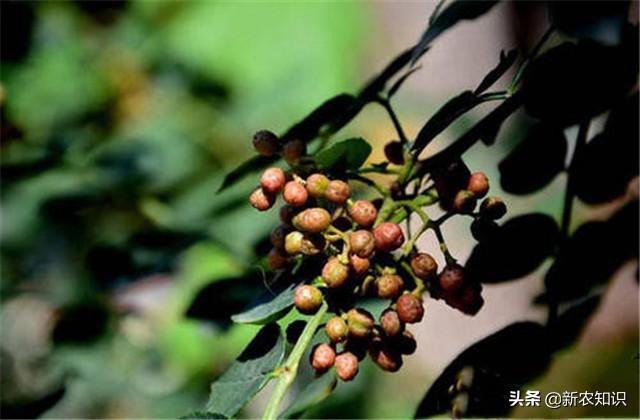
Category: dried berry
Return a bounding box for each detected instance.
[322,257,349,288]
[395,330,417,355]
[467,171,489,198]
[294,285,323,314]
[285,231,304,255]
[384,141,405,165]
[270,224,290,250]
[396,294,424,323]
[439,264,466,294]
[283,181,308,207]
[349,200,378,228]
[410,253,438,279]
[452,190,477,214]
[292,208,331,233]
[380,309,404,337]
[347,308,375,339]
[310,343,336,373]
[306,173,330,198]
[249,188,275,211]
[260,167,286,194]
[349,230,376,258]
[349,254,370,277]
[282,139,306,164]
[376,274,405,299]
[252,130,279,156]
[325,316,348,343]
[373,222,405,252]
[267,247,288,270]
[335,352,359,381]
[370,338,403,372]
[325,180,350,204]
[480,196,507,220]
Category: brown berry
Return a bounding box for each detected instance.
[373,222,405,252]
[480,196,507,220]
[322,257,349,288]
[325,316,348,343]
[445,285,484,316]
[346,308,374,339]
[410,253,438,279]
[452,190,477,214]
[294,285,323,314]
[279,204,298,224]
[292,208,331,233]
[396,294,424,323]
[310,343,336,373]
[249,188,275,211]
[384,141,405,165]
[283,181,308,207]
[325,180,350,204]
[252,130,280,156]
[335,352,359,381]
[270,224,291,250]
[267,248,288,270]
[349,254,370,277]
[467,172,489,198]
[306,173,330,198]
[282,139,306,164]
[349,200,378,228]
[380,309,404,337]
[439,264,466,294]
[370,339,403,372]
[395,330,417,355]
[376,274,405,299]
[349,230,376,258]
[260,167,286,194]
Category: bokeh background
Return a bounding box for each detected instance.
[1,1,638,418]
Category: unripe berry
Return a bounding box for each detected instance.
[346,308,374,339]
[439,264,466,294]
[325,316,348,343]
[384,141,405,165]
[252,130,279,156]
[376,274,405,299]
[306,173,330,198]
[292,208,331,234]
[260,167,286,194]
[395,330,417,355]
[310,343,336,373]
[373,222,405,252]
[325,180,350,204]
[294,285,323,314]
[283,181,308,207]
[282,139,306,164]
[335,352,359,381]
[270,224,290,250]
[349,254,370,277]
[480,196,507,220]
[410,253,438,279]
[380,309,403,337]
[396,294,424,324]
[249,188,275,211]
[452,190,477,214]
[285,231,304,255]
[349,200,377,228]
[369,339,403,372]
[267,248,288,270]
[322,257,349,288]
[467,171,489,198]
[349,230,375,258]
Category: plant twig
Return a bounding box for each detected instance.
[376,96,409,143]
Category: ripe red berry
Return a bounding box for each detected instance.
[294,285,323,314]
[260,167,286,194]
[376,274,405,299]
[292,208,331,234]
[282,139,306,164]
[283,181,308,207]
[349,200,378,228]
[467,172,489,198]
[380,309,403,337]
[270,224,291,250]
[252,130,280,156]
[396,294,424,324]
[325,316,348,343]
[373,222,405,252]
[439,264,466,294]
[349,254,370,277]
[410,253,438,279]
[480,196,507,220]
[310,343,336,373]
[346,308,374,339]
[325,180,350,204]
[249,188,275,211]
[306,173,330,198]
[267,248,287,270]
[335,352,359,381]
[384,141,405,165]
[349,230,376,258]
[322,258,349,288]
[452,190,477,214]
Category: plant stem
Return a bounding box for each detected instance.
[263,301,328,420]
[376,96,408,143]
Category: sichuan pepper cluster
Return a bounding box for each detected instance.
[248,130,507,382]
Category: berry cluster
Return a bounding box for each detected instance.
[248,131,506,382]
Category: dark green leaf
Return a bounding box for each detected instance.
[217,155,277,192]
[548,295,602,351]
[231,283,296,325]
[415,322,550,417]
[282,94,358,143]
[359,47,415,100]
[411,0,499,65]
[281,372,338,418]
[466,213,561,283]
[474,49,518,94]
[549,0,631,45]
[387,65,422,98]
[499,122,567,194]
[315,138,372,172]
[181,411,228,419]
[205,323,285,417]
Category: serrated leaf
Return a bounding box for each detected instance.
[281,372,338,418]
[315,138,372,172]
[217,155,277,193]
[474,49,518,94]
[205,323,285,417]
[231,283,296,324]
